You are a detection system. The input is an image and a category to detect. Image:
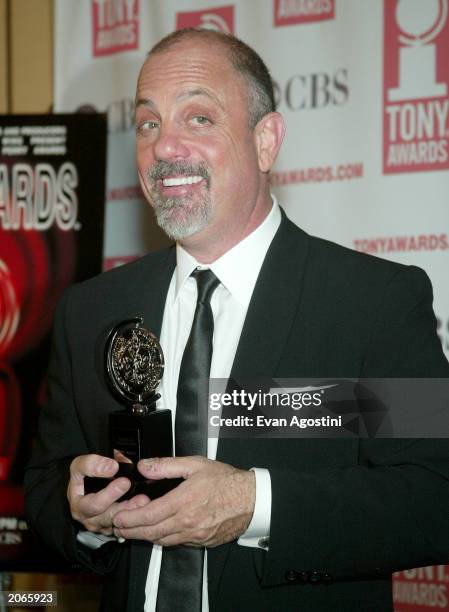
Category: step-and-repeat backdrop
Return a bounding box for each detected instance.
[51,0,449,608]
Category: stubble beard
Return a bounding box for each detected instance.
[146,161,212,241]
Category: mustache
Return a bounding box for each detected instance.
[148,160,210,184]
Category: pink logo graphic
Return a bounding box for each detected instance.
[384,0,449,173]
[176,5,234,33]
[274,0,335,27]
[393,566,449,610]
[92,0,139,57]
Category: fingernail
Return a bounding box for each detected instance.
[142,458,156,468]
[116,479,130,493]
[100,459,116,473]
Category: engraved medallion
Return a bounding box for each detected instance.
[106,318,164,406]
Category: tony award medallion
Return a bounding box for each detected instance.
[85,318,181,500]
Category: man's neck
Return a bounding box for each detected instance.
[179,197,273,264]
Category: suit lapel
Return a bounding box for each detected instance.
[122,247,176,339]
[230,213,309,382]
[209,214,310,606]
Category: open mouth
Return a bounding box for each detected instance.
[148,162,210,198]
[156,174,208,196]
[162,175,204,187]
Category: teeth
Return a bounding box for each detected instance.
[162,176,203,187]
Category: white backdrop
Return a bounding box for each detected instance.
[53,1,449,608]
[54,0,449,360]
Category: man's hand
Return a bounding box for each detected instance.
[112,456,256,548]
[68,454,149,535]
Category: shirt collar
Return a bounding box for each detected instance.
[175,196,281,307]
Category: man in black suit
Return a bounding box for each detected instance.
[25,29,449,611]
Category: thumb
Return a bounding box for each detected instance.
[70,454,118,482]
[137,456,204,480]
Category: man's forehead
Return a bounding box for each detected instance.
[136,45,245,107]
[135,87,224,111]
[144,38,228,68]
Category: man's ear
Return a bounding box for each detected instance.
[254,112,286,173]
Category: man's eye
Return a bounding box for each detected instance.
[137,120,159,132]
[191,115,210,126]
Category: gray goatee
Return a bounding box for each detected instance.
[146,161,211,240]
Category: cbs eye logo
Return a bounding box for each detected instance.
[197,12,231,32]
[176,7,234,34]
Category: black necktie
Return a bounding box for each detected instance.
[156,269,220,612]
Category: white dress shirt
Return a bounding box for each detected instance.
[77,198,282,608]
[144,198,282,611]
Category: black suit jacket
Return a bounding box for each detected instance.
[25,213,449,611]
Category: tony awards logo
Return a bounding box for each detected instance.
[85,318,181,499]
[384,0,449,172]
[388,0,447,101]
[92,0,139,57]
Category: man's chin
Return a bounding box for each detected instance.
[151,194,211,241]
[155,212,208,242]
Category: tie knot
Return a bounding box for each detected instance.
[191,268,220,305]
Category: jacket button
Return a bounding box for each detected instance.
[310,570,322,583]
[299,571,310,583]
[322,571,333,583]
[285,569,299,582]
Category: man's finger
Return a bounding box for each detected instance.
[70,454,118,481]
[68,455,120,506]
[122,494,150,509]
[115,514,182,543]
[137,456,205,480]
[78,477,131,519]
[113,484,181,529]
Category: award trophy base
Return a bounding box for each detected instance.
[85,408,182,501]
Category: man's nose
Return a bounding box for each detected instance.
[153,124,190,161]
